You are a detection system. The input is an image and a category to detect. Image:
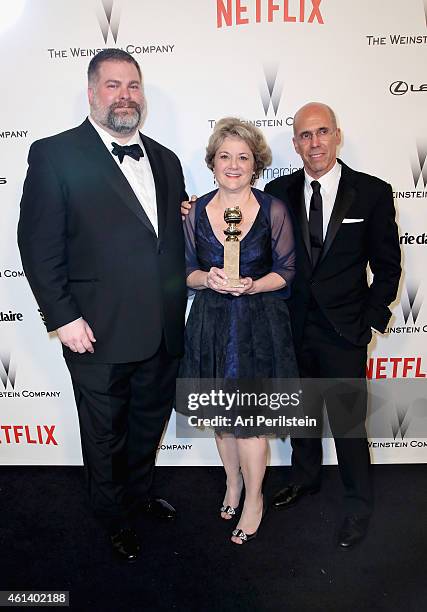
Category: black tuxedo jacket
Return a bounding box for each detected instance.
[265,160,401,348]
[18,119,187,363]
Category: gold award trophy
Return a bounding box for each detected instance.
[223,206,244,287]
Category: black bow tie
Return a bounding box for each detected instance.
[111,142,144,163]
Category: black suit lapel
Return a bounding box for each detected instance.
[76,120,157,235]
[320,168,356,263]
[141,134,168,241]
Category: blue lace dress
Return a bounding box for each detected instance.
[178,188,298,436]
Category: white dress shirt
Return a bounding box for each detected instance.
[303,161,341,240]
[88,115,158,235]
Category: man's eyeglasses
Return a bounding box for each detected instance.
[296,127,336,142]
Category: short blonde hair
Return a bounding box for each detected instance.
[205,117,272,179]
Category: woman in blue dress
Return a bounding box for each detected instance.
[179,118,298,544]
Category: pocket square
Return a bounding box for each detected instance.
[342,218,364,223]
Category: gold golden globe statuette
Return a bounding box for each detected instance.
[223,206,244,287]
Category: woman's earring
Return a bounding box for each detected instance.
[213,171,217,186]
[250,172,256,186]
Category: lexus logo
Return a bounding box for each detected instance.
[97,0,120,44]
[401,282,422,324]
[390,81,408,95]
[259,64,283,116]
[0,353,16,390]
[411,142,427,188]
[390,81,427,95]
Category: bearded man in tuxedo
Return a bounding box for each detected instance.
[18,49,187,562]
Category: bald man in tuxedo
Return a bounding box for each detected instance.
[265,103,401,548]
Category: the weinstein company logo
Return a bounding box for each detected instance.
[0,353,16,390]
[391,406,410,439]
[210,63,291,130]
[97,0,120,44]
[401,282,422,324]
[260,64,283,117]
[411,142,427,188]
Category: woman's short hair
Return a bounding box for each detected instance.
[205,117,272,179]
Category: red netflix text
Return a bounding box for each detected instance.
[366,357,426,379]
[217,0,324,27]
[0,425,58,445]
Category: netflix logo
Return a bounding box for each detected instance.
[216,0,324,28]
[0,425,58,445]
[366,357,426,379]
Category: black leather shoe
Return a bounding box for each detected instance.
[144,498,176,519]
[272,484,320,509]
[110,528,140,563]
[337,515,369,549]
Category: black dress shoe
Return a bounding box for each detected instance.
[144,497,176,519]
[110,528,140,563]
[272,484,320,509]
[337,515,369,549]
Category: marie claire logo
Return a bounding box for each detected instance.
[400,232,427,246]
[389,80,427,95]
[97,0,120,44]
[0,352,62,399]
[0,311,23,322]
[216,0,325,28]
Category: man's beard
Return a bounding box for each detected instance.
[92,99,143,135]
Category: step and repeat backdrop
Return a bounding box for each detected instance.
[1,0,427,466]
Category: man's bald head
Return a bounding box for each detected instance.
[293,102,337,137]
[292,102,341,179]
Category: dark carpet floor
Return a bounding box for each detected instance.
[0,465,426,612]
